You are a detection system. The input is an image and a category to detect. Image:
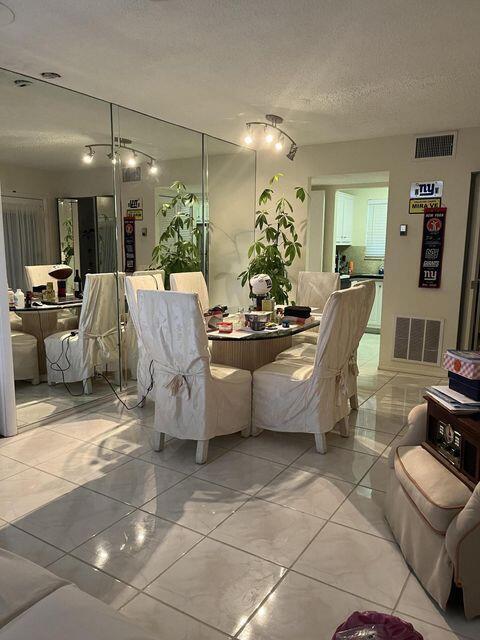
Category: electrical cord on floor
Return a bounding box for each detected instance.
[95,359,155,410]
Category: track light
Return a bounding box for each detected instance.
[82,148,94,164]
[127,151,137,167]
[286,142,298,161]
[244,114,298,160]
[148,160,158,175]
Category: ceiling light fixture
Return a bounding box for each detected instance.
[82,147,94,164]
[244,114,298,160]
[81,138,157,169]
[40,71,61,79]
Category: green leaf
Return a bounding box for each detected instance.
[269,173,283,184]
[295,186,307,202]
[258,188,273,205]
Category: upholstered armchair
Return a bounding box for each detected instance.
[386,403,480,619]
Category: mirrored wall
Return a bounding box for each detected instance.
[0,67,255,433]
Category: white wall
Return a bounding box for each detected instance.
[257,128,480,375]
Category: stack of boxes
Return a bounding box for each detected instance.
[443,350,480,401]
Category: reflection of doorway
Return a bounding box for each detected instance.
[459,172,480,349]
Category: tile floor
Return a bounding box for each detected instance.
[1,334,477,639]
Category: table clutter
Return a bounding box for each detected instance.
[425,350,480,414]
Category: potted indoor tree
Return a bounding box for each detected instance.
[150,180,201,287]
[239,173,306,304]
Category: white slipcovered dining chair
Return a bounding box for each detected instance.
[292,271,340,345]
[11,330,39,385]
[125,273,164,400]
[277,280,376,409]
[170,271,209,312]
[134,269,165,282]
[252,286,364,453]
[44,273,124,393]
[137,290,252,463]
[24,264,78,331]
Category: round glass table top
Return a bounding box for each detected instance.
[208,316,321,341]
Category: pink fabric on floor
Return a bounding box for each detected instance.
[332,611,423,639]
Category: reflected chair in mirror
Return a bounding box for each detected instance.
[252,286,364,453]
[138,290,252,463]
[277,280,376,409]
[24,264,78,331]
[125,273,164,401]
[170,271,209,313]
[292,271,340,346]
[44,273,124,394]
[11,330,40,385]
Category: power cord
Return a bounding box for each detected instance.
[95,360,155,410]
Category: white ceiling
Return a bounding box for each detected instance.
[1,0,480,156]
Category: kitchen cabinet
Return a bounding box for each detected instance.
[334,191,354,245]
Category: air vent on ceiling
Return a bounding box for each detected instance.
[122,166,141,183]
[393,316,444,365]
[414,132,456,159]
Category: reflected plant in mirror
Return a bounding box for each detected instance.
[151,180,201,287]
[61,217,75,266]
[239,173,306,304]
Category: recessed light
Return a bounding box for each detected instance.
[14,79,32,88]
[41,72,61,79]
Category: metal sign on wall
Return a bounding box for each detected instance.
[419,207,447,289]
[410,181,443,198]
[123,218,136,273]
[409,197,441,214]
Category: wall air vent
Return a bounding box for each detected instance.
[122,166,141,182]
[393,316,444,366]
[414,132,456,159]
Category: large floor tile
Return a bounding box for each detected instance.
[13,486,132,551]
[142,476,248,534]
[121,593,228,640]
[146,538,284,636]
[0,454,29,480]
[0,428,82,465]
[85,458,186,507]
[90,421,156,457]
[293,446,376,484]
[140,438,227,474]
[0,467,75,522]
[16,398,73,425]
[239,571,390,640]
[329,427,394,456]
[232,431,313,465]
[49,412,130,440]
[396,574,480,640]
[293,522,409,608]
[348,406,406,434]
[359,455,391,491]
[0,521,64,566]
[194,450,285,495]
[73,510,202,589]
[99,397,155,422]
[48,554,137,609]
[331,486,393,540]
[210,498,324,567]
[37,441,131,484]
[257,467,353,519]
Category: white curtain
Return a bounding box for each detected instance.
[2,196,47,290]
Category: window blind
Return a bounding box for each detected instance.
[365,200,387,258]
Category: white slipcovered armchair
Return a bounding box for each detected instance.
[125,273,164,400]
[138,290,251,463]
[275,280,375,409]
[44,273,124,394]
[292,271,340,346]
[252,286,364,453]
[170,271,209,312]
[24,264,78,331]
[386,404,480,619]
[11,330,39,385]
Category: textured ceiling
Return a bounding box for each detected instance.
[1,0,480,153]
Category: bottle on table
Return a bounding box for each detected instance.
[25,291,32,308]
[74,269,82,299]
[14,288,25,308]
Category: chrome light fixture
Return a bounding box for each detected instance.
[81,137,158,171]
[244,114,298,161]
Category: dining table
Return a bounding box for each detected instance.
[209,313,321,372]
[14,299,82,374]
